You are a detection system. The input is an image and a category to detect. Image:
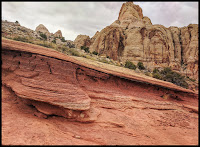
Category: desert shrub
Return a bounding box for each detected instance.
[187,77,196,82]
[61,46,69,53]
[61,37,66,42]
[137,62,145,70]
[125,60,136,70]
[13,36,29,42]
[92,51,98,55]
[160,67,172,75]
[153,68,159,74]
[52,39,56,44]
[99,58,110,64]
[38,43,51,48]
[153,72,162,79]
[39,33,47,40]
[69,49,81,56]
[152,67,188,89]
[81,46,90,53]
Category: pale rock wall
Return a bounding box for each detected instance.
[84,2,198,81]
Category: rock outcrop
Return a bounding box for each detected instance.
[78,2,198,81]
[74,35,91,49]
[35,24,51,37]
[2,20,76,48]
[54,30,62,38]
[2,38,198,145]
[2,20,40,39]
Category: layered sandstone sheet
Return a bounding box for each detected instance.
[2,38,198,145]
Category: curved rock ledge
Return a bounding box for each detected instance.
[2,38,199,145]
[2,38,198,122]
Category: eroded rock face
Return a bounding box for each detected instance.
[54,30,62,38]
[35,24,51,37]
[85,2,198,81]
[74,35,91,49]
[2,39,198,145]
[89,26,125,60]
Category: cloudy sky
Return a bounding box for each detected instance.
[2,1,198,41]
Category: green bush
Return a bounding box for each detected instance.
[69,49,81,56]
[61,37,66,42]
[153,72,162,80]
[13,36,29,42]
[39,33,47,40]
[125,60,136,70]
[152,67,188,89]
[81,46,90,53]
[52,39,56,44]
[92,51,98,55]
[153,68,159,74]
[137,62,145,70]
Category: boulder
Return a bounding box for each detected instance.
[74,35,91,49]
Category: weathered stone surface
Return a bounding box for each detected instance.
[2,38,198,145]
[35,24,51,37]
[74,35,91,49]
[86,2,198,81]
[89,26,125,60]
[54,30,62,38]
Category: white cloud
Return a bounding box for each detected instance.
[2,2,198,41]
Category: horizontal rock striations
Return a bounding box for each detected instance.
[2,38,198,145]
[2,38,198,122]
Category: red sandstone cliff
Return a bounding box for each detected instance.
[2,38,198,145]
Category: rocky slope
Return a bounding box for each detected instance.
[2,20,75,48]
[2,38,198,145]
[75,2,198,81]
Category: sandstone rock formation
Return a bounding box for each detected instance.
[54,30,62,38]
[2,20,40,39]
[74,35,91,49]
[77,2,198,81]
[2,38,198,145]
[2,20,76,48]
[35,24,51,37]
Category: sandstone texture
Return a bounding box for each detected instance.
[2,20,41,39]
[74,35,91,49]
[2,20,75,48]
[77,2,198,81]
[35,24,51,37]
[54,30,62,38]
[2,38,198,145]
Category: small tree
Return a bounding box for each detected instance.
[92,51,98,55]
[125,60,136,70]
[40,33,47,40]
[61,37,66,42]
[137,62,145,70]
[80,46,90,53]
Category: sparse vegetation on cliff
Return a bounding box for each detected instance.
[152,67,188,89]
[137,62,145,70]
[13,36,29,43]
[125,60,136,70]
[39,33,47,40]
[92,51,98,55]
[81,46,90,53]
